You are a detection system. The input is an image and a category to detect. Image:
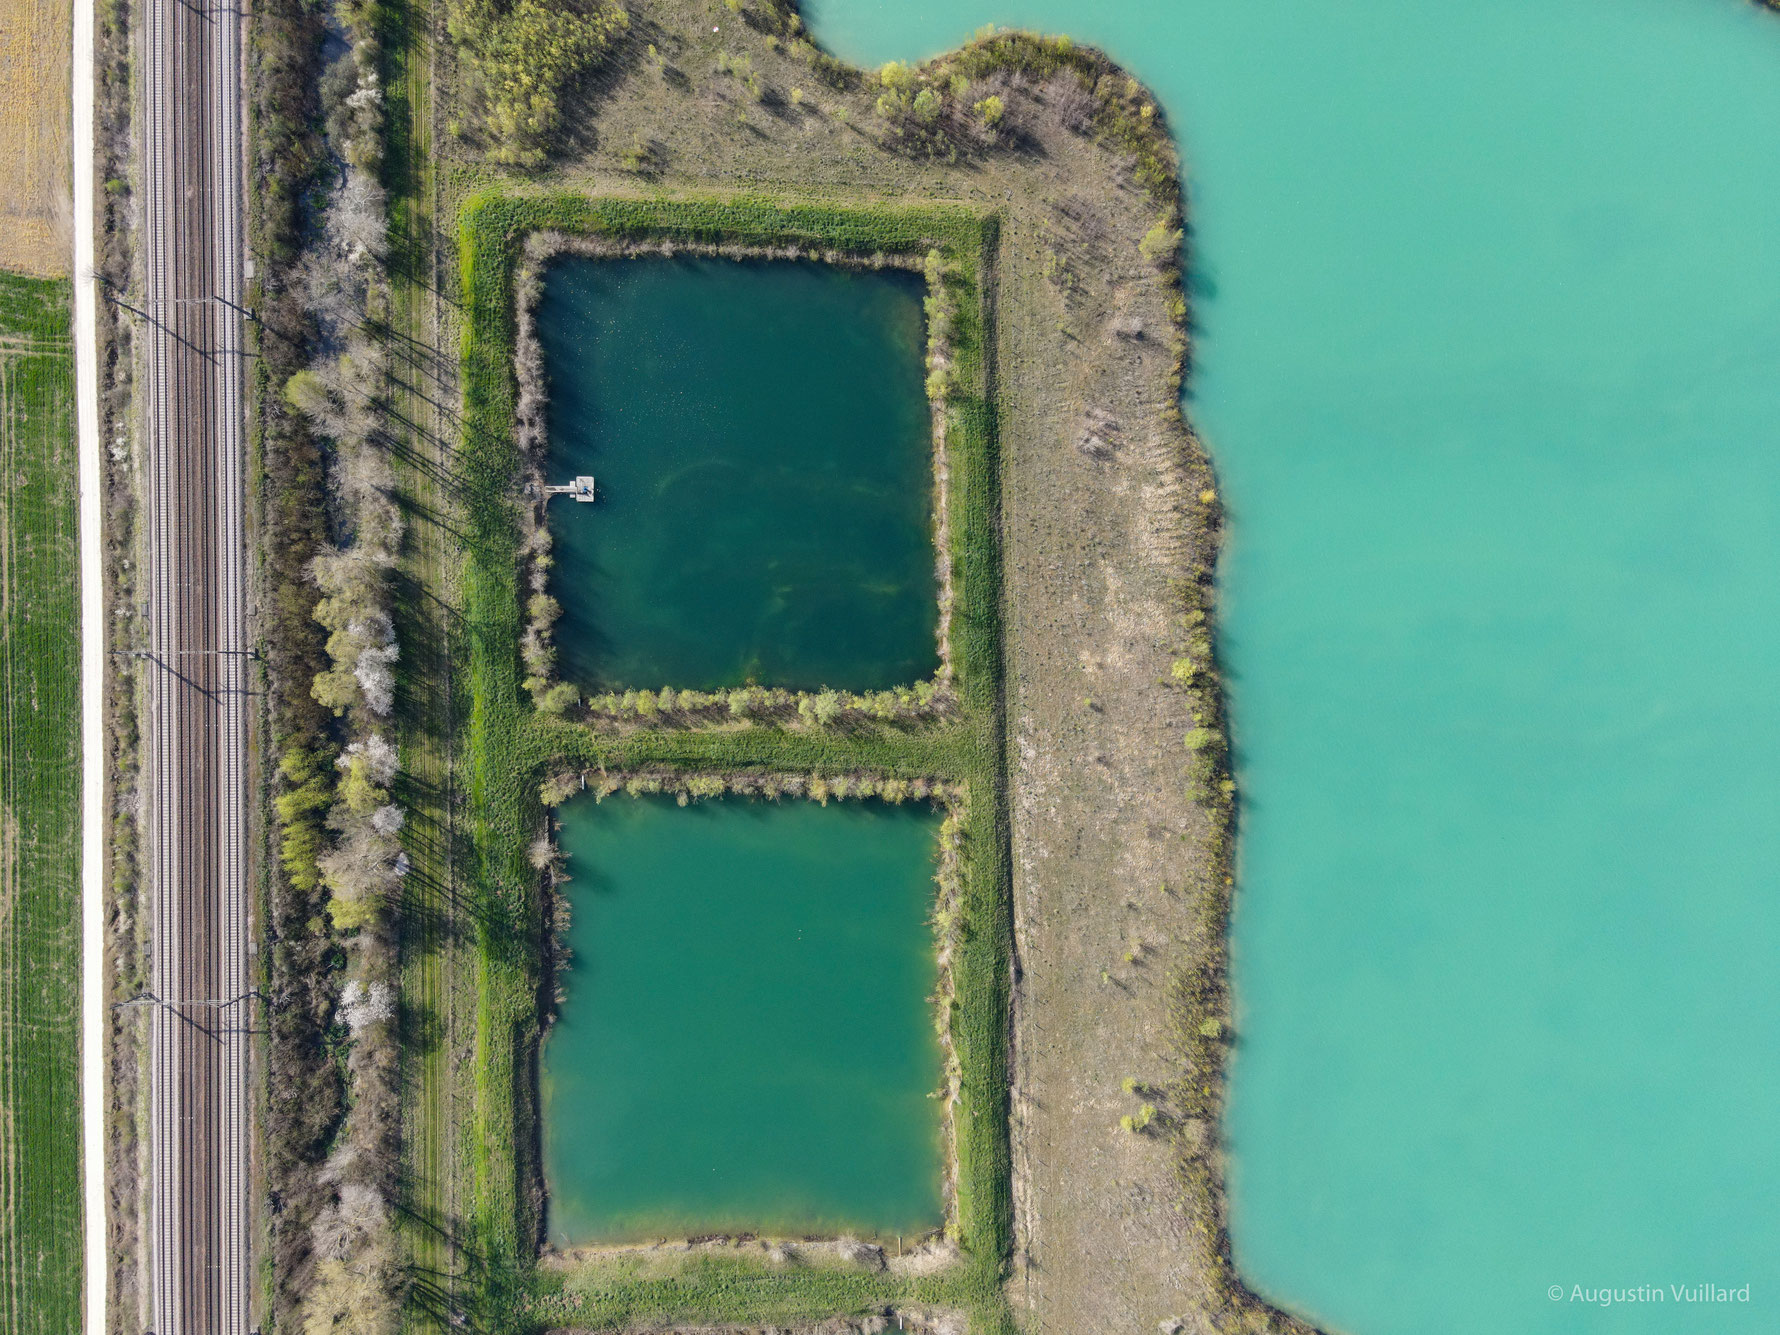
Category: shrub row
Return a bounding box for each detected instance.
[256,0,408,1326]
[244,0,350,1321]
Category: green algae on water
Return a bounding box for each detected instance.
[536,255,939,693]
[542,795,945,1245]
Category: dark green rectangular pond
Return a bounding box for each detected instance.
[542,796,945,1245]
[536,256,939,692]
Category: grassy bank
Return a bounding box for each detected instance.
[451,191,1015,1331]
[0,271,81,1332]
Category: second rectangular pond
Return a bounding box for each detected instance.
[536,256,940,693]
[542,794,945,1245]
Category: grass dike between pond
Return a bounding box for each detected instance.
[460,191,1016,1333]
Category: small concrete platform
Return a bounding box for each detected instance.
[545,475,597,502]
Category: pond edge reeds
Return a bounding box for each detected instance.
[506,230,964,729]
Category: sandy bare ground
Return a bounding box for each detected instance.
[546,1314,965,1335]
[0,0,73,276]
[988,149,1224,1334]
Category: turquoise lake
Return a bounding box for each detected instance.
[542,797,943,1244]
[536,256,938,692]
[808,2,1780,1331]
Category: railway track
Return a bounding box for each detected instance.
[140,0,251,1320]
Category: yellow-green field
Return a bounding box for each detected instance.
[0,270,81,1332]
[0,0,72,277]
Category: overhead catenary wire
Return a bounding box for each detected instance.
[141,0,251,1317]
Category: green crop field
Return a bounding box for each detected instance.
[0,269,82,1332]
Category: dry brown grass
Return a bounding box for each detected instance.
[0,0,73,277]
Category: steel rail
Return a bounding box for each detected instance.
[141,0,250,1321]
